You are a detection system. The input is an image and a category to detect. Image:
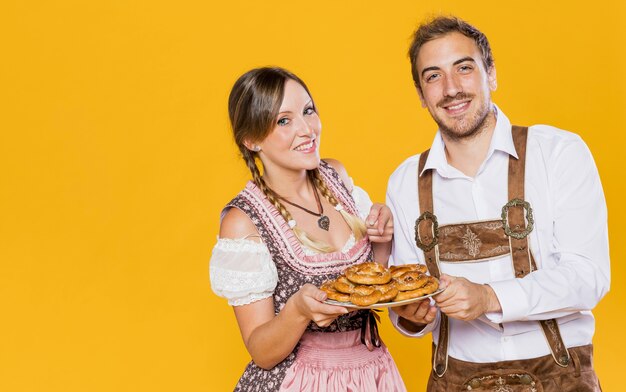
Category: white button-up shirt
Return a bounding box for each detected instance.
[387,106,610,362]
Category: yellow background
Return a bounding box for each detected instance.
[1,1,624,391]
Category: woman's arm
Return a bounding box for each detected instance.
[220,208,349,369]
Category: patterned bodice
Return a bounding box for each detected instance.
[226,161,372,332]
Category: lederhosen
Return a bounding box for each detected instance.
[415,127,601,391]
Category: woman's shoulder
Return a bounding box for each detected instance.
[321,158,352,192]
[220,207,260,242]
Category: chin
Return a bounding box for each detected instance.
[304,159,321,171]
[286,157,320,172]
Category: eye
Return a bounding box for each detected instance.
[458,64,473,73]
[303,106,316,115]
[277,117,290,126]
[425,73,440,83]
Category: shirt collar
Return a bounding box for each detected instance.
[419,104,518,177]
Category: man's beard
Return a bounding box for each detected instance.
[431,93,494,142]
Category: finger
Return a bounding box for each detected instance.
[423,306,438,323]
[315,289,328,302]
[375,208,389,234]
[392,303,421,318]
[411,300,431,320]
[438,301,469,317]
[367,227,383,236]
[366,212,380,227]
[303,286,328,302]
[314,302,350,315]
[434,285,454,302]
[438,274,455,289]
[374,205,392,234]
[366,204,383,226]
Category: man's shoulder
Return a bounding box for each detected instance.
[388,153,422,192]
[528,124,584,146]
[526,124,593,166]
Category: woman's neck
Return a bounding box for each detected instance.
[262,168,313,201]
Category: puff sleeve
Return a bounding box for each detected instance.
[209,238,278,306]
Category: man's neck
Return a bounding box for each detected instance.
[442,112,497,178]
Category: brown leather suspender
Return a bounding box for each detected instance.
[415,126,570,378]
[507,127,571,368]
[415,150,449,377]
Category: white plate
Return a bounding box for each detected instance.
[324,288,444,309]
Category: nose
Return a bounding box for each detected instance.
[296,115,315,137]
[443,74,462,98]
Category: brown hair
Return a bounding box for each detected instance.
[228,67,366,252]
[408,16,494,92]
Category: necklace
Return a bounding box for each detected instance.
[279,184,330,231]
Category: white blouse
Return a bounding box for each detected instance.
[210,184,373,306]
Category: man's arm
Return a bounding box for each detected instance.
[485,134,610,323]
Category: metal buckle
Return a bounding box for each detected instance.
[414,211,439,251]
[501,198,534,239]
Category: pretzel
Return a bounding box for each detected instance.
[371,282,399,303]
[394,276,439,301]
[345,262,391,285]
[333,275,357,294]
[349,285,382,306]
[320,280,351,302]
[389,264,427,278]
[320,262,439,307]
[393,271,429,291]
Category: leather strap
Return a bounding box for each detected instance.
[416,150,449,377]
[417,150,440,277]
[508,126,571,367]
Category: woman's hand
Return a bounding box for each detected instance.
[289,284,349,327]
[365,203,393,243]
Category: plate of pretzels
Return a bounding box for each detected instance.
[320,262,442,309]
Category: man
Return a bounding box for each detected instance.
[387,16,609,391]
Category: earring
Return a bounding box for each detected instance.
[252,145,261,152]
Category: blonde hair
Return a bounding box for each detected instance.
[228,67,366,252]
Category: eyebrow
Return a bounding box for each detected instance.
[277,99,314,115]
[420,57,477,78]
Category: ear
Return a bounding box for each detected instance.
[488,65,497,91]
[243,139,261,152]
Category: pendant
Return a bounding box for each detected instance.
[317,215,330,231]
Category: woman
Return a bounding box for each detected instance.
[209,67,405,391]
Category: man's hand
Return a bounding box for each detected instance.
[434,274,501,321]
[365,203,393,243]
[393,299,438,332]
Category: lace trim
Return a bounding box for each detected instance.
[209,265,277,300]
[229,292,273,307]
[242,184,371,272]
[214,237,268,253]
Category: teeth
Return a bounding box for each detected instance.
[294,141,314,151]
[447,102,467,110]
